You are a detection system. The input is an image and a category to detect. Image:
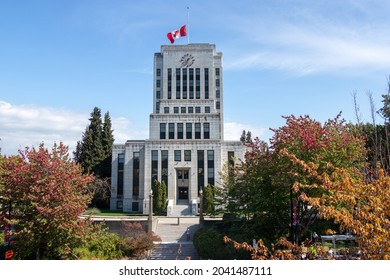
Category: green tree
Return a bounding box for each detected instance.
[152,180,167,215]
[75,107,114,178]
[203,184,215,215]
[0,143,94,259]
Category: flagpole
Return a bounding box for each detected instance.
[187,6,190,44]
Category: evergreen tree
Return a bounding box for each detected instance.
[240,130,246,144]
[101,112,114,178]
[75,107,114,178]
[203,184,215,215]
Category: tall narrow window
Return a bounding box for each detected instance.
[133,152,140,196]
[157,68,161,77]
[177,123,183,139]
[174,150,181,161]
[204,123,210,139]
[195,123,201,139]
[207,150,215,185]
[196,68,200,99]
[117,153,124,197]
[186,123,192,139]
[151,150,158,183]
[197,150,204,194]
[189,68,194,99]
[176,68,181,99]
[182,68,187,99]
[160,123,166,139]
[168,68,172,99]
[184,150,191,161]
[161,150,168,188]
[205,68,209,99]
[169,123,175,139]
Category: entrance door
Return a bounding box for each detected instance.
[177,169,189,201]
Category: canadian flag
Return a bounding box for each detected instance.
[167,25,187,44]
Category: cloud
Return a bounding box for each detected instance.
[223,2,390,75]
[224,122,267,141]
[0,101,142,156]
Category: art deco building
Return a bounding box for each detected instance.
[110,44,245,215]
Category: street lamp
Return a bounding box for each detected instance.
[148,189,153,233]
[199,188,204,226]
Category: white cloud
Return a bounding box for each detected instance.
[0,101,141,156]
[224,122,266,141]
[224,3,390,75]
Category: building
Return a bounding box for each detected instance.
[110,44,245,215]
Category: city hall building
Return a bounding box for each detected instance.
[110,44,245,216]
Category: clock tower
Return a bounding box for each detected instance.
[110,44,244,215]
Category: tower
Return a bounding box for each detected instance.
[110,44,244,215]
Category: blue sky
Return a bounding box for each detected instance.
[1,0,390,156]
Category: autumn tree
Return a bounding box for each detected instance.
[0,143,94,259]
[284,151,390,259]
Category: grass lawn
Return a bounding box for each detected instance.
[84,208,146,217]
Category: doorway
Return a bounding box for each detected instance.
[177,169,189,201]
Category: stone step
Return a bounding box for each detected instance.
[150,243,200,260]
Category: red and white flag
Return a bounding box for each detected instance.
[167,25,187,44]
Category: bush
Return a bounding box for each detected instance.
[119,222,161,259]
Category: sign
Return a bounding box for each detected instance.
[5,250,14,259]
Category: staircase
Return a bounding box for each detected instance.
[150,217,200,260]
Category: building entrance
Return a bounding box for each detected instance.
[177,169,189,201]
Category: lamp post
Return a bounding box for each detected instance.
[148,189,153,233]
[199,188,204,226]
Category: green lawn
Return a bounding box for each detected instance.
[84,208,145,217]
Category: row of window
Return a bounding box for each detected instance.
[160,122,210,140]
[156,102,221,114]
[155,68,220,101]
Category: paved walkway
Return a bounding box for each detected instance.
[150,217,201,260]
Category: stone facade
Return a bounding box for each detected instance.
[110,44,245,215]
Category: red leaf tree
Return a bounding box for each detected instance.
[0,143,94,259]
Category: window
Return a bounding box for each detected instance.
[176,68,181,99]
[174,107,179,114]
[182,68,187,99]
[228,151,235,167]
[196,68,200,99]
[117,200,123,210]
[156,79,161,88]
[189,68,194,99]
[188,107,194,114]
[184,150,191,161]
[156,91,161,99]
[168,68,172,99]
[205,107,210,113]
[117,153,124,197]
[205,68,209,99]
[133,152,140,196]
[181,107,186,114]
[216,79,220,87]
[156,102,160,113]
[177,123,183,139]
[195,123,201,139]
[157,68,161,77]
[204,123,210,139]
[207,150,215,185]
[174,150,181,161]
[195,107,201,114]
[197,150,204,193]
[169,123,175,139]
[164,107,169,114]
[160,123,166,139]
[161,150,168,187]
[132,202,139,212]
[186,123,192,139]
[216,90,220,99]
[151,150,158,183]
[215,68,220,76]
[216,101,220,110]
